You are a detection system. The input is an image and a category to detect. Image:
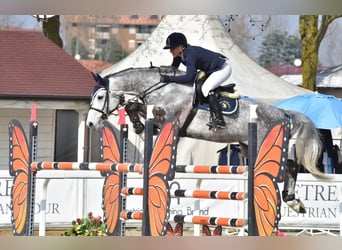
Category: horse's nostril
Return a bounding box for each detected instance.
[88,122,93,127]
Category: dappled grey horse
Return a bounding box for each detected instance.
[86,66,329,214]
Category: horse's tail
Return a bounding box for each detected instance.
[285,110,331,179]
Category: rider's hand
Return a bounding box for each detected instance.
[160,75,170,83]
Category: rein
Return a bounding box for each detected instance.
[137,67,173,100]
[138,81,170,100]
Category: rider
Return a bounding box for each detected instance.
[160,32,232,128]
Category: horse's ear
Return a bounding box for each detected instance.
[91,72,97,80]
[91,72,103,82]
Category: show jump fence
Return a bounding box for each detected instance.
[8,105,290,236]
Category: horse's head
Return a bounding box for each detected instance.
[86,73,124,130]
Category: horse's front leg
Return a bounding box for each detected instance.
[125,102,145,134]
[282,159,306,213]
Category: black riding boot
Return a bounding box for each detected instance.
[207,91,226,128]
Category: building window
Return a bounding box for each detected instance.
[131,15,139,19]
[89,26,95,35]
[112,26,119,34]
[88,128,102,162]
[150,15,158,19]
[128,39,136,49]
[54,110,78,162]
[89,38,95,50]
[137,25,149,34]
[96,24,111,33]
[129,25,136,34]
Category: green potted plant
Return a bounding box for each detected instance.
[63,212,106,236]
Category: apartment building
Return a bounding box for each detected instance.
[62,15,162,60]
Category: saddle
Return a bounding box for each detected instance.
[177,71,240,135]
[193,70,240,115]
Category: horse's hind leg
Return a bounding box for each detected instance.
[282,159,306,213]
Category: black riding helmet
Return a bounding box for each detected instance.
[163,32,187,49]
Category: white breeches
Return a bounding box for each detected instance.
[201,60,232,97]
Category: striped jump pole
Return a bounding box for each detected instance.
[175,165,247,174]
[32,162,248,176]
[31,161,143,173]
[122,187,247,201]
[171,190,247,200]
[120,211,247,228]
[172,215,247,228]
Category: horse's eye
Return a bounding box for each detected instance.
[97,95,104,100]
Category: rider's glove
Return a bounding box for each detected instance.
[160,75,170,83]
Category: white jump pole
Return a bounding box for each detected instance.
[38,179,50,236]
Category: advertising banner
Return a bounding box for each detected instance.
[1,171,341,233]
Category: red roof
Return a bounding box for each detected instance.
[0,30,96,100]
[78,59,112,73]
[266,65,302,77]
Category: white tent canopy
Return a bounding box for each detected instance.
[101,15,312,164]
[317,64,342,88]
[102,15,311,104]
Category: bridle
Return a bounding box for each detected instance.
[88,87,125,120]
[89,68,171,120]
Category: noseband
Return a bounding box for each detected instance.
[89,87,125,119]
[89,72,168,123]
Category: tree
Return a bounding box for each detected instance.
[99,38,127,64]
[317,19,342,66]
[299,15,342,91]
[70,37,90,59]
[222,15,271,59]
[35,15,63,48]
[257,30,301,68]
[44,15,63,48]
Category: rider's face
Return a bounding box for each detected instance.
[170,45,184,58]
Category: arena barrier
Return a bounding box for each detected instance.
[9,105,290,236]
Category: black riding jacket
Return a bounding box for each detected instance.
[169,45,226,83]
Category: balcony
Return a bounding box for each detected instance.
[136,33,150,40]
[96,32,110,40]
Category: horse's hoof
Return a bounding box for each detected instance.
[286,199,306,213]
[133,122,145,134]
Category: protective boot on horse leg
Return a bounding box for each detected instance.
[207,91,225,128]
[282,159,306,213]
[125,101,145,134]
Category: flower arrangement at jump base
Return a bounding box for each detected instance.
[62,212,106,236]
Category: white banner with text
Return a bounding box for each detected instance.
[0,171,341,232]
